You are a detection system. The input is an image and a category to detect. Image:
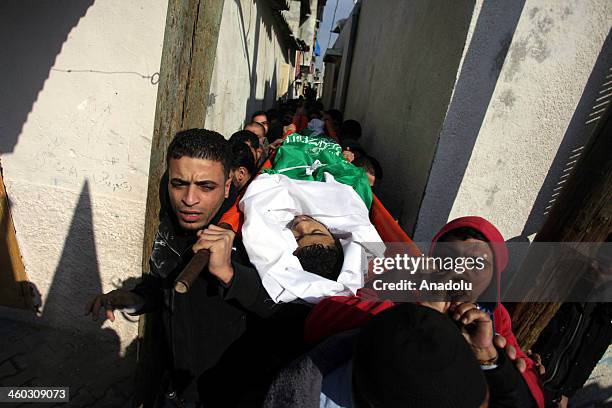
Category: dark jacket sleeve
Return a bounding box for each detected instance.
[130,273,164,314]
[485,351,537,408]
[129,226,179,314]
[223,259,281,318]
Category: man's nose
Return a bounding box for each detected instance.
[182,185,199,206]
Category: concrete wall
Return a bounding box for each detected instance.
[342,0,477,233]
[320,15,353,110]
[205,0,292,136]
[0,0,167,348]
[299,0,319,66]
[282,0,302,38]
[321,61,337,108]
[414,0,612,241]
[329,13,354,110]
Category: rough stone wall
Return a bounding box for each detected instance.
[0,0,167,349]
[341,0,478,233]
[205,0,291,136]
[414,0,612,241]
[329,14,354,110]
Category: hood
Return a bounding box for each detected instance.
[307,118,325,135]
[430,216,508,304]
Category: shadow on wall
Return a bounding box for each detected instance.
[234,0,283,130]
[0,0,94,154]
[501,31,612,291]
[413,0,526,241]
[509,30,612,242]
[570,381,612,408]
[43,180,103,329]
[0,180,139,405]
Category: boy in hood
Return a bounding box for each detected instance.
[303,216,546,408]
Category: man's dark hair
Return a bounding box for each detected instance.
[229,130,260,149]
[245,122,266,134]
[230,141,255,175]
[308,109,323,121]
[326,109,343,126]
[266,108,279,122]
[353,155,375,176]
[251,110,267,121]
[280,109,294,126]
[340,119,362,140]
[166,128,231,176]
[354,155,383,181]
[294,240,344,281]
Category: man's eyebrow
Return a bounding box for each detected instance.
[296,231,330,242]
[170,177,188,184]
[195,180,219,187]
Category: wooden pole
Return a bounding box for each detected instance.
[0,163,33,311]
[135,1,225,406]
[510,104,612,350]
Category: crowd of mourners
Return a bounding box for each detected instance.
[85,96,611,408]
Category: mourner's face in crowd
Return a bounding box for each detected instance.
[231,166,252,191]
[290,215,335,249]
[433,235,494,301]
[167,156,231,232]
[244,140,259,162]
[253,114,270,134]
[245,123,266,161]
[245,123,266,144]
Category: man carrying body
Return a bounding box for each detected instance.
[251,110,270,135]
[229,129,260,163]
[244,122,268,165]
[86,129,308,407]
[229,140,256,191]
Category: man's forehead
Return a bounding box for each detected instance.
[168,156,225,179]
[246,124,264,133]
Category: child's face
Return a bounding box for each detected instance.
[290,215,335,249]
[433,235,494,301]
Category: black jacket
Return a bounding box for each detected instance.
[132,205,310,405]
[264,329,530,408]
[534,300,612,400]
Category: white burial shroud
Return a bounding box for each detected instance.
[240,173,384,304]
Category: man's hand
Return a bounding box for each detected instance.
[493,334,527,373]
[85,290,144,322]
[342,149,355,163]
[283,124,297,136]
[527,349,546,375]
[269,138,284,151]
[193,224,235,285]
[450,302,497,363]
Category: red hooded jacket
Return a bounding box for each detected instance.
[304,216,545,407]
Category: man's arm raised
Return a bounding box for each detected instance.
[85,290,145,322]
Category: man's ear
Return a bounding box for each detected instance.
[235,167,247,183]
[224,174,232,198]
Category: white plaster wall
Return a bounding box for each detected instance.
[0,0,167,348]
[330,15,353,110]
[205,0,290,136]
[341,0,477,233]
[299,0,318,65]
[415,0,612,241]
[321,61,336,108]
